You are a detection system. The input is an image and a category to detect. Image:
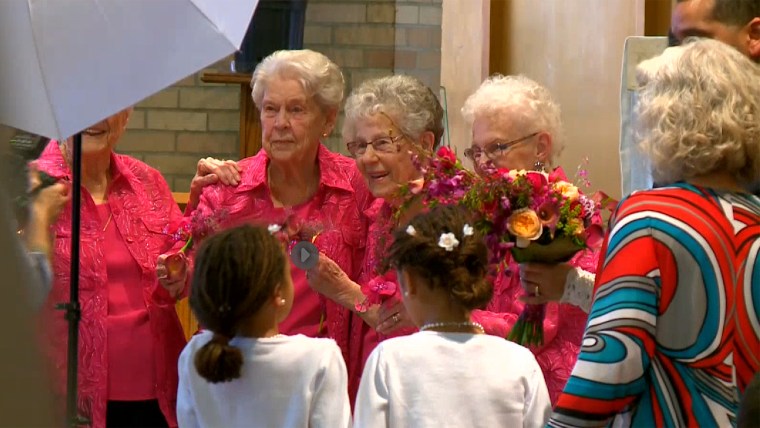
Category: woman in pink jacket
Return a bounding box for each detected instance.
[34,108,196,427]
[160,50,375,406]
[461,74,599,404]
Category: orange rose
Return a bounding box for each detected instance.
[506,208,543,248]
[552,181,580,201]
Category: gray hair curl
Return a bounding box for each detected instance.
[635,38,760,186]
[342,75,444,146]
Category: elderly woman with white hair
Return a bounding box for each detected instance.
[305,74,444,402]
[461,75,600,404]
[549,38,760,427]
[163,49,374,400]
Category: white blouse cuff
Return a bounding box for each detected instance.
[561,267,595,313]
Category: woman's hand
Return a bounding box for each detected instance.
[376,299,415,335]
[187,158,242,211]
[156,252,187,300]
[306,253,364,306]
[24,166,70,257]
[518,262,573,304]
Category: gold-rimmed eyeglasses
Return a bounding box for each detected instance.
[346,134,405,158]
[463,132,540,162]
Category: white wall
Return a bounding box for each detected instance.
[489,0,646,199]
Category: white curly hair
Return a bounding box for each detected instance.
[461,74,565,163]
[636,38,760,186]
[250,49,344,113]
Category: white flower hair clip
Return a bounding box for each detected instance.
[267,224,282,234]
[463,224,474,236]
[438,232,460,252]
[406,225,417,236]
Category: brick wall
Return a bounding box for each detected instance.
[119,0,442,192]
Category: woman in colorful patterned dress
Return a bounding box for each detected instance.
[461,75,600,403]
[549,38,760,426]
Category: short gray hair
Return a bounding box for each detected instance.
[251,49,344,113]
[636,38,760,186]
[342,75,444,146]
[461,74,565,163]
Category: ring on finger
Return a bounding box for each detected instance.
[534,285,541,297]
[392,313,400,323]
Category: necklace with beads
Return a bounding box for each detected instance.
[419,321,485,334]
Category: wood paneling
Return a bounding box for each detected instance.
[489,0,645,199]
[176,298,199,340]
[645,0,675,36]
[441,0,491,157]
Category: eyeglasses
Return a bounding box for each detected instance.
[463,132,540,162]
[346,135,405,158]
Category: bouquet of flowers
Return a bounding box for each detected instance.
[399,147,611,346]
[464,163,608,345]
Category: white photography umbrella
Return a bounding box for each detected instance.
[0,1,259,426]
[0,0,258,141]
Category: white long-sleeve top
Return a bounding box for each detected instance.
[353,331,551,428]
[177,332,351,428]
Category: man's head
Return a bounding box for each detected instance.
[671,0,760,61]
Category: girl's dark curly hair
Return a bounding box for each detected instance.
[388,205,492,310]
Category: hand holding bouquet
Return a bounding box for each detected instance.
[395,147,612,346]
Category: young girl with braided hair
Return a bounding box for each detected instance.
[353,205,551,427]
[176,224,351,428]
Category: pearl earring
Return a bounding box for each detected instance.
[279,298,286,304]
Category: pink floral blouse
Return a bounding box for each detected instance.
[35,141,186,428]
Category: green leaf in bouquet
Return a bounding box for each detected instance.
[510,235,584,264]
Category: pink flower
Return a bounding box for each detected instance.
[436,146,457,164]
[536,199,560,236]
[355,274,399,313]
[164,218,191,241]
[525,171,548,191]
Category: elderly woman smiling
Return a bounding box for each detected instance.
[164,49,374,393]
[305,75,443,401]
[461,75,600,404]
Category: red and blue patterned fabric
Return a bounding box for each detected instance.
[549,183,760,427]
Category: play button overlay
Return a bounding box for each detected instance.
[291,241,319,270]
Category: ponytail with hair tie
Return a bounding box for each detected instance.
[211,332,232,345]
